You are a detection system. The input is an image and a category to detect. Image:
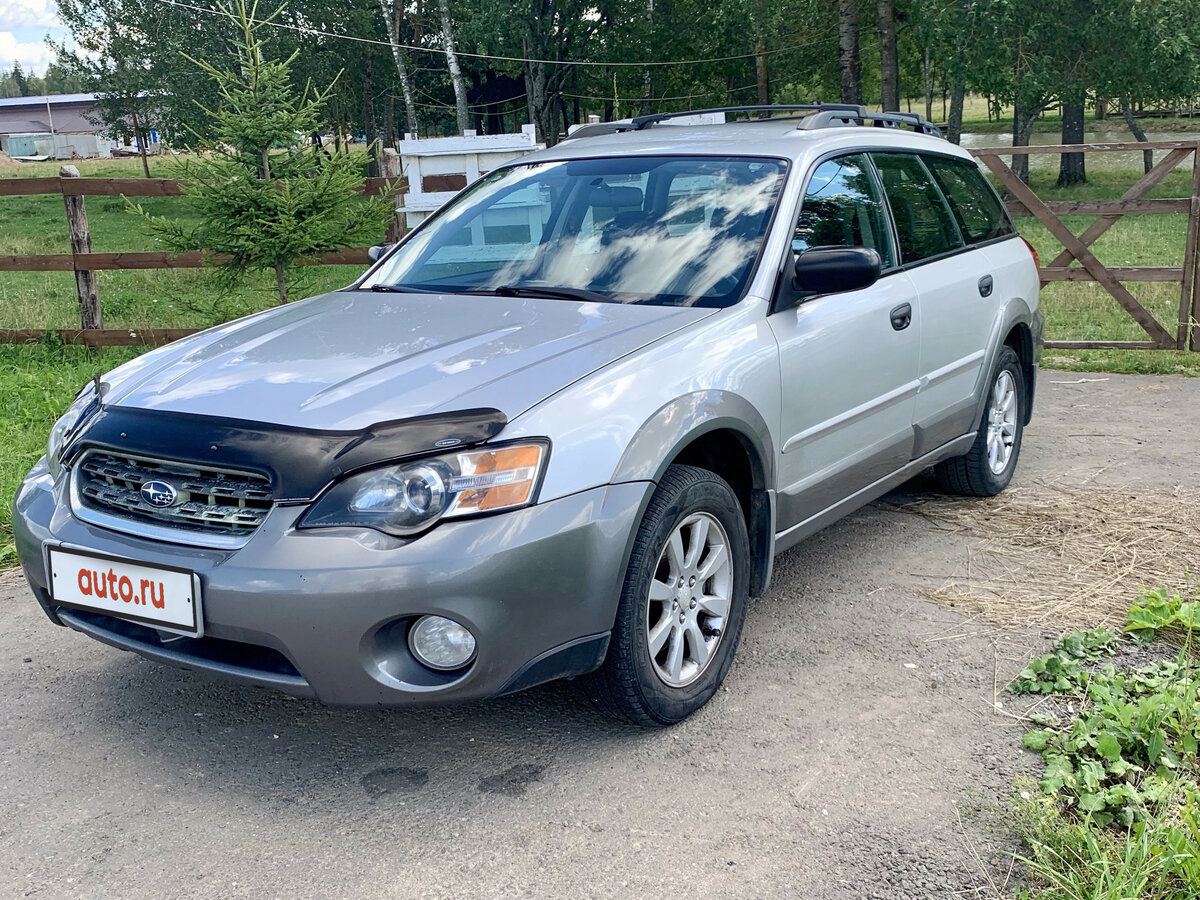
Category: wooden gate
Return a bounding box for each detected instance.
[969,141,1200,351]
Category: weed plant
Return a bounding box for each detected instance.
[1011,590,1200,898]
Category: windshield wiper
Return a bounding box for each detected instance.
[490,284,618,304]
[367,283,420,293]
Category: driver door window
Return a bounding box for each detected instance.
[793,154,895,269]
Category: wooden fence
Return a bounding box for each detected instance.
[0,150,405,346]
[969,141,1200,352]
[3,142,1199,350]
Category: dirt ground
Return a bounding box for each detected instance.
[1,373,1197,899]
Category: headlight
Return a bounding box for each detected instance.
[46,386,98,481]
[299,441,548,537]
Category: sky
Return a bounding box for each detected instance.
[0,0,69,75]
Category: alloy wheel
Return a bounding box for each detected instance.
[985,370,1018,475]
[645,512,733,687]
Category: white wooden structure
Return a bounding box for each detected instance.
[396,125,543,230]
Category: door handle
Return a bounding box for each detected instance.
[889,303,912,331]
[978,274,994,298]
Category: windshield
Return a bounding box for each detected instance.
[362,155,788,307]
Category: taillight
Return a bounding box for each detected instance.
[1021,236,1040,271]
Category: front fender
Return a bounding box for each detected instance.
[611,391,775,488]
[611,392,777,597]
[501,300,780,503]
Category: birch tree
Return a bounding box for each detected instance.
[379,0,420,136]
[437,0,471,133]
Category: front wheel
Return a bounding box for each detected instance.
[935,345,1025,497]
[575,465,750,726]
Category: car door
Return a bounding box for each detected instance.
[870,151,997,457]
[769,153,922,534]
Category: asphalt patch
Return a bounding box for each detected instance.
[478,763,546,797]
[360,766,429,796]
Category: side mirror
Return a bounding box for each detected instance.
[781,246,882,309]
[367,243,393,262]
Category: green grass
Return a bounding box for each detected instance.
[0,342,142,561]
[957,92,1200,135]
[0,153,377,330]
[1014,795,1200,900]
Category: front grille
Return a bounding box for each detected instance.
[74,450,273,538]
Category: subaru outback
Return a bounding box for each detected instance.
[13,104,1042,725]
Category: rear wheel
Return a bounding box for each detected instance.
[576,465,750,726]
[935,345,1025,497]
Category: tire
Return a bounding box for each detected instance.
[935,345,1025,497]
[575,464,750,726]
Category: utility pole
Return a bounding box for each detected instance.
[45,96,57,159]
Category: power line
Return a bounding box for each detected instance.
[561,82,762,104]
[412,85,524,111]
[154,0,837,69]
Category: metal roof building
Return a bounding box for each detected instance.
[0,93,119,159]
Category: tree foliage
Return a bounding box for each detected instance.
[0,59,83,98]
[133,0,392,304]
[37,0,1200,153]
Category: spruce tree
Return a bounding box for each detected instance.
[11,62,30,97]
[134,0,391,303]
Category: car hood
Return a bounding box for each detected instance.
[103,290,715,431]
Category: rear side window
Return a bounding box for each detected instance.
[871,152,964,264]
[924,155,1015,244]
[794,153,895,269]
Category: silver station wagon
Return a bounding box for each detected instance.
[14,105,1041,725]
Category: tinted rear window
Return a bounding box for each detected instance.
[871,153,964,264]
[924,154,1015,244]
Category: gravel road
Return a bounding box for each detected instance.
[2,373,1197,899]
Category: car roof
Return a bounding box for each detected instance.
[528,119,974,168]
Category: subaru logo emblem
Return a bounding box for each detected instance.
[140,480,179,508]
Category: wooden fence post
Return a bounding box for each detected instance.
[60,165,102,330]
[381,148,407,244]
[1177,145,1200,350]
[1191,263,1200,350]
[1189,146,1200,351]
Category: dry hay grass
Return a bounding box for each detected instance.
[0,152,17,167]
[895,482,1200,630]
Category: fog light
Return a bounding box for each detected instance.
[408,615,477,671]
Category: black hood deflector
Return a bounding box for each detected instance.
[64,405,509,501]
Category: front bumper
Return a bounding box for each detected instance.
[14,461,652,705]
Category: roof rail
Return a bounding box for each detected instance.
[628,104,863,130]
[797,106,943,137]
[563,121,637,140]
[561,104,944,141]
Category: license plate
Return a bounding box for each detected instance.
[46,545,202,637]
